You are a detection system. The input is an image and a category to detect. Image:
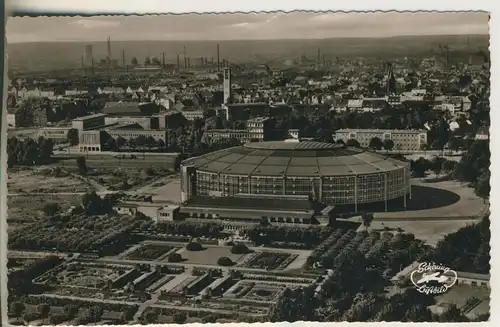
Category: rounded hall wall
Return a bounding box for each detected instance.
[184,164,410,205]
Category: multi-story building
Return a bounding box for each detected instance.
[78,130,106,152]
[335,129,428,151]
[38,127,72,141]
[203,129,249,143]
[106,126,168,143]
[224,102,270,121]
[104,116,159,130]
[98,87,125,95]
[65,89,89,96]
[246,117,274,141]
[181,110,204,121]
[72,113,107,131]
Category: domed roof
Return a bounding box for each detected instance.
[182,141,408,177]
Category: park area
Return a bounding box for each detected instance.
[226,281,287,302]
[7,167,92,194]
[242,252,297,270]
[175,245,250,265]
[85,166,174,192]
[7,194,80,224]
[34,262,131,289]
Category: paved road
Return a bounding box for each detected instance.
[93,256,313,276]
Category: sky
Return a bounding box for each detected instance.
[6,12,489,43]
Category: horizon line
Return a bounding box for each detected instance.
[7,33,489,44]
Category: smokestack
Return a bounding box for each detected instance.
[183,46,187,68]
[162,52,165,68]
[200,57,204,67]
[217,44,220,71]
[107,36,111,60]
[122,50,125,67]
[177,54,180,72]
[317,48,320,66]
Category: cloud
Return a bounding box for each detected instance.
[69,19,120,29]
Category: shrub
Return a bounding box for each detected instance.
[168,253,183,263]
[255,289,272,297]
[186,242,203,251]
[22,313,40,324]
[217,257,234,266]
[231,243,250,254]
[49,313,69,325]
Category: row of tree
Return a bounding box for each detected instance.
[7,137,54,167]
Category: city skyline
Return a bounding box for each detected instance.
[7,12,489,43]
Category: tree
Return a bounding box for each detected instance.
[81,191,106,216]
[361,213,374,230]
[144,57,151,66]
[439,304,468,322]
[217,256,234,266]
[143,311,158,323]
[168,253,183,262]
[430,156,444,176]
[76,156,88,175]
[131,57,138,66]
[136,135,148,147]
[346,139,361,148]
[42,202,60,216]
[369,137,383,150]
[383,139,395,151]
[151,57,161,66]
[10,301,25,317]
[88,305,104,322]
[115,136,127,149]
[475,169,490,203]
[269,286,316,322]
[231,243,250,254]
[411,157,428,178]
[66,128,79,146]
[173,312,187,324]
[63,304,79,320]
[37,303,50,318]
[186,242,203,251]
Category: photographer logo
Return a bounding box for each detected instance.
[410,262,457,295]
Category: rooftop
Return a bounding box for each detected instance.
[183,141,408,177]
[72,113,107,121]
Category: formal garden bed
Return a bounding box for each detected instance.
[124,244,178,261]
[242,252,295,270]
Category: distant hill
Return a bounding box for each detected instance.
[7,34,489,72]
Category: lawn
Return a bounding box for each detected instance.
[243,252,294,270]
[125,244,177,261]
[175,246,249,265]
[7,168,92,194]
